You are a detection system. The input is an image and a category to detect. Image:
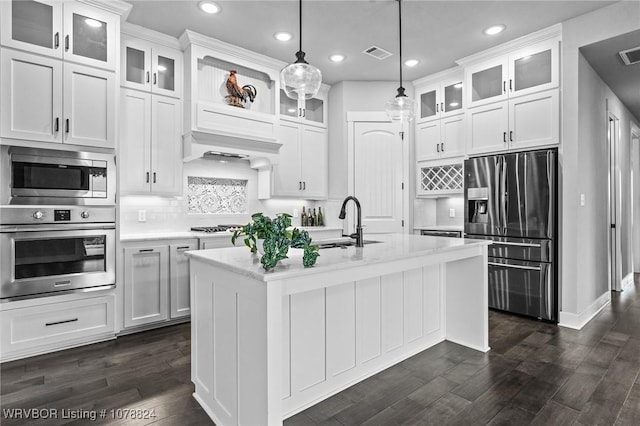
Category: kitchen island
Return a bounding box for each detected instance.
[187,233,491,426]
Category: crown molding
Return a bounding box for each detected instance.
[122,22,181,50]
[456,23,562,67]
[412,66,463,88]
[179,30,286,71]
[77,0,132,19]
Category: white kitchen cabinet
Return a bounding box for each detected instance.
[0,48,115,148]
[0,294,115,362]
[122,238,198,329]
[272,120,328,199]
[467,88,559,155]
[119,88,182,195]
[0,0,118,71]
[121,36,182,98]
[123,244,169,328]
[169,241,198,319]
[465,39,559,108]
[415,114,465,161]
[417,78,464,122]
[199,236,234,250]
[279,86,328,128]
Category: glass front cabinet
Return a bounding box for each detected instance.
[0,0,117,71]
[279,86,328,128]
[121,36,182,99]
[417,78,464,123]
[465,39,559,108]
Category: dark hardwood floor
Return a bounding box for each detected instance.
[3,274,640,425]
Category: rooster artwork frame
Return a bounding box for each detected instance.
[225,70,257,108]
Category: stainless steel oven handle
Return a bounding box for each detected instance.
[491,241,541,248]
[1,223,115,232]
[488,262,541,271]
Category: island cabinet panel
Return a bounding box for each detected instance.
[382,275,403,353]
[326,283,356,377]
[355,277,382,364]
[290,289,326,392]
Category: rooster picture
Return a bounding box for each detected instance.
[225,70,257,108]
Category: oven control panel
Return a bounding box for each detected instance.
[54,210,71,221]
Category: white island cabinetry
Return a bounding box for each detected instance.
[188,234,490,425]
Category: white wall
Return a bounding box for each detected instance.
[634,127,640,272]
[560,1,640,322]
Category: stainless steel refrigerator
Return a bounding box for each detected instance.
[464,149,557,322]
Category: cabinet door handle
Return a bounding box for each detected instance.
[437,144,440,153]
[299,181,302,190]
[436,103,439,113]
[54,32,59,49]
[146,172,150,183]
[509,131,513,142]
[65,34,69,51]
[146,71,150,83]
[139,248,154,252]
[303,181,306,190]
[298,108,302,117]
[302,108,306,118]
[46,318,78,327]
[54,117,59,132]
[503,81,506,93]
[153,73,157,85]
[177,246,190,250]
[441,142,444,152]
[509,79,513,92]
[65,118,69,133]
[153,172,156,183]
[441,102,444,112]
[503,132,507,143]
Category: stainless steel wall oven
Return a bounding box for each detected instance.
[0,206,116,301]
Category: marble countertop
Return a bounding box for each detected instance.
[187,233,490,282]
[120,226,343,242]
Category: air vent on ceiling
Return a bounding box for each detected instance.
[362,45,392,60]
[619,47,640,65]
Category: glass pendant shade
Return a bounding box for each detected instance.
[280,60,322,100]
[385,91,416,122]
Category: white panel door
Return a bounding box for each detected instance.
[300,125,328,199]
[509,89,559,151]
[63,62,115,148]
[123,245,169,328]
[415,120,440,161]
[354,121,404,233]
[467,101,509,156]
[151,95,182,195]
[119,89,151,193]
[272,121,301,197]
[0,49,62,142]
[169,241,197,319]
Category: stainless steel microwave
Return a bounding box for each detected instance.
[0,146,115,205]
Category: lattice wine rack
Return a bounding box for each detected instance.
[419,163,463,195]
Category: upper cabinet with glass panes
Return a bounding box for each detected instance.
[415,75,464,123]
[279,85,328,128]
[464,39,559,108]
[0,0,118,71]
[121,35,183,99]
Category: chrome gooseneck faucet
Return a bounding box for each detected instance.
[338,196,363,247]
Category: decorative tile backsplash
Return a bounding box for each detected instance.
[187,176,248,214]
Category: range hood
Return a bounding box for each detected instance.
[183,130,282,171]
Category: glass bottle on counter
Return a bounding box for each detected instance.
[301,206,307,227]
[317,207,324,226]
[309,208,315,226]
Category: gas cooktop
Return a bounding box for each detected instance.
[191,225,243,233]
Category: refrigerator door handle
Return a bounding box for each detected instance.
[491,241,541,248]
[500,157,508,234]
[488,262,541,272]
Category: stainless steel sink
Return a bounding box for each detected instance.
[314,240,381,249]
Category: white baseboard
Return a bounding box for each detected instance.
[558,291,611,330]
[622,273,635,290]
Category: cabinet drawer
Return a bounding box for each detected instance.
[1,295,115,354]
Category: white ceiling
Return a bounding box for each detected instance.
[126,1,640,118]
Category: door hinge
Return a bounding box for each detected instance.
[401,182,404,190]
[402,220,405,227]
[399,131,405,141]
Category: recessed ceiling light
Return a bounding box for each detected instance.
[329,54,345,63]
[274,32,293,42]
[404,59,419,67]
[199,1,221,14]
[483,24,506,36]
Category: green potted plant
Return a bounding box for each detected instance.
[231,213,320,271]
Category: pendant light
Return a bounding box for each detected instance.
[385,0,415,121]
[280,0,322,100]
